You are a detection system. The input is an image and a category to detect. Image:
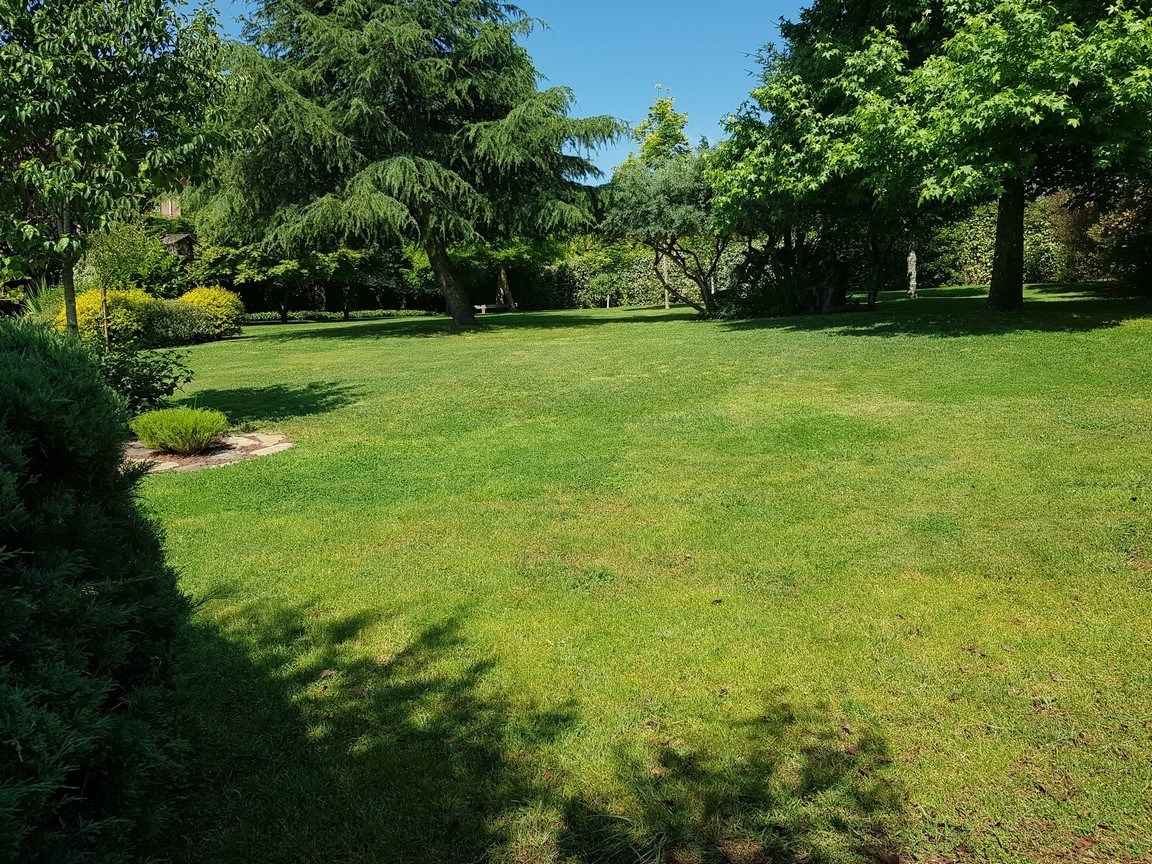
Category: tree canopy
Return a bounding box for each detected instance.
[197,0,621,326]
[0,0,223,333]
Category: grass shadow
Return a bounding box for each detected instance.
[724,285,1150,339]
[172,599,910,863]
[252,309,703,343]
[561,695,906,864]
[171,600,576,863]
[177,382,361,425]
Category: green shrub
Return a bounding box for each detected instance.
[243,308,436,324]
[77,220,186,298]
[97,349,194,416]
[20,281,64,326]
[55,290,222,349]
[0,320,189,863]
[56,288,158,347]
[131,407,228,455]
[179,286,245,336]
[150,299,218,347]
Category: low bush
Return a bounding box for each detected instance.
[0,320,189,863]
[244,308,436,324]
[131,407,228,455]
[150,299,218,347]
[179,286,245,337]
[97,349,194,416]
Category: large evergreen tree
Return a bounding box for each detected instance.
[198,0,620,327]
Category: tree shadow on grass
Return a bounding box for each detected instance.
[171,601,577,863]
[561,695,907,864]
[171,599,911,863]
[177,382,361,425]
[252,309,703,343]
[724,286,1150,339]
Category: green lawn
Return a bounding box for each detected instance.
[146,285,1152,864]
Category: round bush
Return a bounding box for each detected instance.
[0,320,188,863]
[56,288,158,348]
[150,299,218,347]
[131,407,228,455]
[179,286,245,337]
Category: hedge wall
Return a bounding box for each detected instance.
[0,321,189,863]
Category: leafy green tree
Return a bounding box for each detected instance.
[197,0,620,327]
[906,1,1152,309]
[631,89,690,166]
[0,0,224,334]
[605,147,724,316]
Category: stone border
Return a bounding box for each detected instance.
[124,433,294,474]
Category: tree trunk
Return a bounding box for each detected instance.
[867,233,883,311]
[989,176,1026,311]
[60,203,78,336]
[426,232,475,327]
[496,265,515,308]
[661,255,670,309]
[652,253,705,315]
[907,248,918,299]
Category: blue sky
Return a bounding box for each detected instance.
[216,0,804,173]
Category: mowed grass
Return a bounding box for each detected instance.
[146,285,1152,864]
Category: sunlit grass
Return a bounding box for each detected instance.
[146,285,1152,863]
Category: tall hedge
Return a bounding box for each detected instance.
[0,321,189,863]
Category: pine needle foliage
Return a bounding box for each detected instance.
[197,0,622,325]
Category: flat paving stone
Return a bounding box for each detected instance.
[252,442,294,457]
[125,434,294,473]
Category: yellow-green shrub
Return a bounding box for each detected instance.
[178,286,245,337]
[55,289,158,348]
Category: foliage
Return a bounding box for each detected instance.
[541,238,691,309]
[196,0,620,325]
[77,221,185,299]
[58,288,159,348]
[715,0,1152,312]
[0,320,188,863]
[630,91,690,165]
[96,349,194,416]
[19,280,64,326]
[604,138,729,316]
[179,286,245,337]
[54,289,222,349]
[243,309,437,324]
[1092,186,1152,285]
[0,0,224,330]
[131,407,228,455]
[150,299,219,347]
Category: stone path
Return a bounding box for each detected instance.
[124,433,294,474]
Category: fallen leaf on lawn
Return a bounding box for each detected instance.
[845,745,861,756]
[319,669,335,680]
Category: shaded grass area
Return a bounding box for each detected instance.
[148,285,1152,863]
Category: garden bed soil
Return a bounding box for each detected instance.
[124,433,294,474]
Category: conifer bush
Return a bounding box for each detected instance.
[0,320,189,863]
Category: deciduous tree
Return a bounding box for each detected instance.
[0,0,224,333]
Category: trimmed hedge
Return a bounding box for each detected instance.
[179,286,245,337]
[243,308,438,324]
[0,321,189,863]
[52,290,222,349]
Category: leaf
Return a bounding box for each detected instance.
[319,669,335,680]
